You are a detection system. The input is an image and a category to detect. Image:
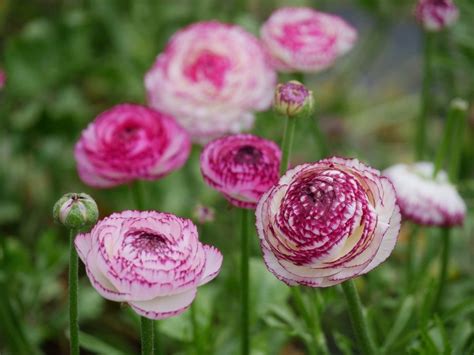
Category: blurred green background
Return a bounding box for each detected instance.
[0,0,473,354]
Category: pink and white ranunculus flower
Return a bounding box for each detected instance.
[415,0,459,32]
[260,7,357,73]
[75,104,190,188]
[256,157,401,287]
[383,162,466,227]
[145,21,276,143]
[75,210,223,320]
[200,134,281,209]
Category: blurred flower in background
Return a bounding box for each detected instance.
[256,157,401,286]
[193,203,215,224]
[145,21,276,143]
[0,69,5,89]
[384,162,466,226]
[261,7,357,73]
[74,104,191,188]
[415,0,459,31]
[200,134,281,209]
[75,210,223,319]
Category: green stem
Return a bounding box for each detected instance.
[433,228,451,311]
[240,208,250,355]
[415,32,433,160]
[69,229,79,355]
[290,288,317,355]
[341,280,376,355]
[311,291,329,355]
[280,117,297,176]
[131,181,146,210]
[405,225,418,294]
[190,303,203,354]
[448,100,467,182]
[141,317,154,355]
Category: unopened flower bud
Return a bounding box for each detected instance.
[53,193,98,229]
[274,81,314,119]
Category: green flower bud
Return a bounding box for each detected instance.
[53,193,98,229]
[274,81,315,119]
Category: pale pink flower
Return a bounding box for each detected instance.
[415,0,459,31]
[260,7,357,73]
[145,21,276,143]
[75,210,223,320]
[383,162,465,227]
[200,134,281,209]
[75,104,190,188]
[256,157,401,287]
[0,69,5,89]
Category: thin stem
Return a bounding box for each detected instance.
[240,208,250,355]
[341,280,376,355]
[448,102,467,182]
[280,117,297,176]
[405,225,418,293]
[311,291,329,355]
[433,228,451,311]
[131,181,146,210]
[415,32,433,160]
[69,229,79,355]
[290,288,317,355]
[141,317,154,355]
[190,303,204,354]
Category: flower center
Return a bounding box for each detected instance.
[234,145,263,164]
[130,231,167,253]
[184,50,231,88]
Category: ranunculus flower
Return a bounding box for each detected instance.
[145,21,276,143]
[75,210,223,319]
[383,162,466,226]
[200,134,281,209]
[415,0,459,31]
[260,7,357,73]
[256,157,401,287]
[0,69,5,89]
[75,104,190,188]
[274,81,315,119]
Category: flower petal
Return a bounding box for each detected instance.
[199,245,223,285]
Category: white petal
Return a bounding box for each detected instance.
[198,245,223,285]
[75,232,92,263]
[129,288,197,320]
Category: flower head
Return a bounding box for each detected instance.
[0,69,5,89]
[75,210,223,320]
[193,204,215,224]
[274,81,314,118]
[53,193,99,229]
[256,157,401,287]
[145,21,276,143]
[415,0,459,31]
[200,134,281,209]
[383,162,465,226]
[75,104,191,188]
[261,7,357,73]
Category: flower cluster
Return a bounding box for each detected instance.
[383,162,466,226]
[256,157,401,287]
[415,0,459,31]
[200,134,281,209]
[145,21,276,143]
[261,7,357,73]
[75,104,190,188]
[75,211,223,319]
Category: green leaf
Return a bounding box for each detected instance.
[382,296,415,353]
[79,331,129,355]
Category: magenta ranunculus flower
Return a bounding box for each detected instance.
[75,104,191,188]
[75,210,223,320]
[145,21,276,143]
[256,157,401,287]
[200,134,281,209]
[383,162,466,227]
[415,0,459,31]
[260,7,357,73]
